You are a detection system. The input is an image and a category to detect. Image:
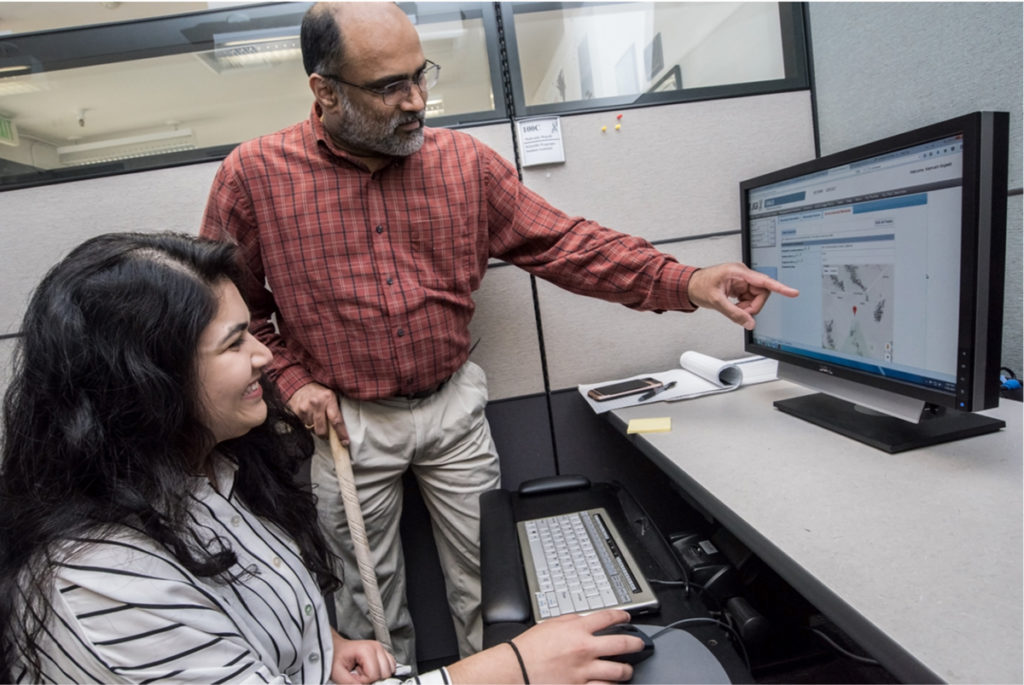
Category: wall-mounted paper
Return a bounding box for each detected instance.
[517,116,565,166]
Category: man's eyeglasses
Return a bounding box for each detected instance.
[322,60,440,106]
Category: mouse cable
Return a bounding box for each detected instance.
[652,617,751,674]
[647,575,735,622]
[809,627,880,666]
[647,578,693,591]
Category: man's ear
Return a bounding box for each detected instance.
[309,73,340,110]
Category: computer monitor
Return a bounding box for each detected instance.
[741,111,1009,452]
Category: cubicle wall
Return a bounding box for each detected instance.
[0,161,222,405]
[525,93,814,389]
[806,1,1024,375]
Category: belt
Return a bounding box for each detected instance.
[399,375,451,400]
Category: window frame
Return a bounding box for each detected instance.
[500,1,810,118]
[0,1,810,192]
[398,2,511,129]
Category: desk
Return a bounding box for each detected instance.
[609,380,1022,684]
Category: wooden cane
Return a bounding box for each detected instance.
[327,425,393,652]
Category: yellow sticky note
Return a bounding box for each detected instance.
[626,417,671,434]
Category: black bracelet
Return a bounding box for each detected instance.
[505,639,530,684]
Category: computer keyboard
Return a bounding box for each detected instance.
[516,507,659,621]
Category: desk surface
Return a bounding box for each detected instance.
[610,380,1023,684]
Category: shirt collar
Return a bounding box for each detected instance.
[193,453,238,499]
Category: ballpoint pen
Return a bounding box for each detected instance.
[638,380,676,402]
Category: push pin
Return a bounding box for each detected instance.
[617,113,623,120]
[601,125,607,132]
[615,123,621,131]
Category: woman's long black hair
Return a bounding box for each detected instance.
[0,232,338,680]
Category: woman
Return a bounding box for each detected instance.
[0,232,640,684]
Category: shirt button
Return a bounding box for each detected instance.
[230,515,241,526]
[308,652,320,664]
[304,603,314,616]
[272,556,282,568]
[375,225,384,234]
[386,276,393,285]
[397,328,405,337]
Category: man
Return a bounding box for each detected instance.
[200,1,798,667]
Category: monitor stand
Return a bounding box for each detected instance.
[775,393,1005,453]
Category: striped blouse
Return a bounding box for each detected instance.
[11,460,449,685]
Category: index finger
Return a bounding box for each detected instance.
[377,650,397,680]
[325,398,349,445]
[580,608,633,632]
[753,273,799,297]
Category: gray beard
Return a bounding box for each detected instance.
[337,95,425,157]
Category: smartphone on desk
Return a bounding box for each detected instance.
[587,377,663,401]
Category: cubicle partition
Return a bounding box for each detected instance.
[0,161,221,396]
[526,92,814,389]
[807,1,1023,376]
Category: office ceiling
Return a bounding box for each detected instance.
[0,3,305,156]
[0,2,211,34]
[0,2,502,160]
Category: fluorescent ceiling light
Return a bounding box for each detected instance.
[426,98,445,116]
[0,47,42,77]
[0,46,45,94]
[196,27,300,73]
[416,25,467,43]
[57,128,196,165]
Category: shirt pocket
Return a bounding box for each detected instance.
[410,217,479,293]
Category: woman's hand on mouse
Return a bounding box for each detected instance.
[452,609,640,684]
[516,609,643,682]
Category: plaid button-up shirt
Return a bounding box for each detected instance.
[201,105,697,401]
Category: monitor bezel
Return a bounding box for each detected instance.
[740,111,1008,414]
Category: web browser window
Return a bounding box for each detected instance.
[748,135,965,392]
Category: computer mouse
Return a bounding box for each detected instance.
[594,622,655,665]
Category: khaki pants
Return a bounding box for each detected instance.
[310,361,501,666]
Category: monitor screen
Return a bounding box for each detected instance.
[741,111,1008,451]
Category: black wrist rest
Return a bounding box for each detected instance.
[479,489,532,624]
[518,474,591,497]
